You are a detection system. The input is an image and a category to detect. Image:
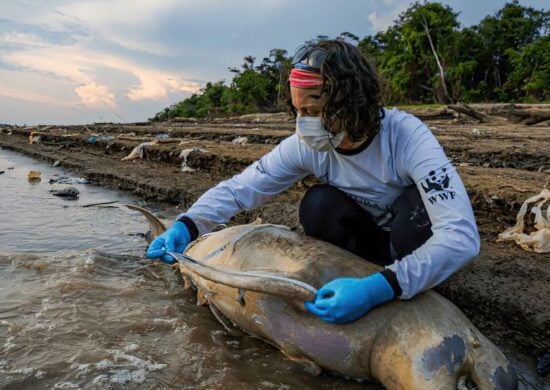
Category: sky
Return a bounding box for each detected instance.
[0,0,547,125]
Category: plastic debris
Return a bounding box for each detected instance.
[53,160,61,167]
[121,140,159,161]
[50,186,80,200]
[179,148,207,173]
[29,132,41,144]
[472,128,481,136]
[49,175,89,185]
[88,135,114,143]
[27,170,41,181]
[231,136,248,145]
[497,188,550,253]
[154,134,170,140]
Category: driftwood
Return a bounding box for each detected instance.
[408,108,456,121]
[171,117,199,123]
[448,103,492,123]
[506,107,550,125]
[448,103,550,126]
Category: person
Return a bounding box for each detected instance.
[147,39,480,324]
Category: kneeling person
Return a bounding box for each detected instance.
[147,40,480,324]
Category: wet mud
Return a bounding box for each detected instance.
[1,109,549,373]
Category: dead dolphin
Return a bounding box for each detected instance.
[128,205,517,390]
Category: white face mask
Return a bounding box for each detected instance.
[295,116,344,152]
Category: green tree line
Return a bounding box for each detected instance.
[151,0,548,121]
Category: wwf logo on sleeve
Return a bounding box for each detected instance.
[422,168,451,193]
[421,167,457,205]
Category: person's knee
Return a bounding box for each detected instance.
[299,185,347,231]
[299,184,392,262]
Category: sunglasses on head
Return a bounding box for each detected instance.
[291,45,328,72]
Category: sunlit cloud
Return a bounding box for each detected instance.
[74,82,116,108]
[0,6,201,115]
[2,44,201,106]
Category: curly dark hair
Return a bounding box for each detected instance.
[285,39,385,142]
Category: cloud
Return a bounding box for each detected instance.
[1,6,202,113]
[123,64,201,101]
[0,31,50,47]
[0,18,89,46]
[367,1,409,33]
[1,37,201,105]
[0,85,67,106]
[58,0,288,28]
[57,0,180,28]
[74,82,116,108]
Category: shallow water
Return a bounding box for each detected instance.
[0,148,376,389]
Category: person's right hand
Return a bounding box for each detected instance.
[146,221,191,264]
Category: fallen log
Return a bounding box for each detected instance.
[405,108,456,121]
[448,102,492,123]
[507,107,550,125]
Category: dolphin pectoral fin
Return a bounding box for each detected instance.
[283,349,322,376]
[209,304,245,337]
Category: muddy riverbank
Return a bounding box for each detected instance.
[1,109,548,372]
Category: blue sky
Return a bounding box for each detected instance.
[0,0,547,125]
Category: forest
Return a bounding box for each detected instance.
[151,1,549,121]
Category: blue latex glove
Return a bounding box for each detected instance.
[305,273,394,324]
[146,221,191,264]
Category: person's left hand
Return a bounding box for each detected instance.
[305,273,394,324]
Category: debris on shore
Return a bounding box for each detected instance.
[497,188,550,253]
[49,186,80,200]
[27,170,41,181]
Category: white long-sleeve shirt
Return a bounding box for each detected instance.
[181,108,480,298]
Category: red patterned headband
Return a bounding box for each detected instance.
[289,68,323,88]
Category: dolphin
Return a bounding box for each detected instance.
[127,205,517,390]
